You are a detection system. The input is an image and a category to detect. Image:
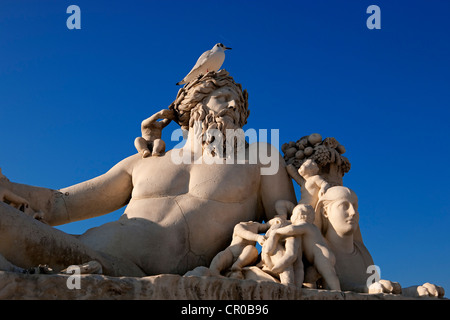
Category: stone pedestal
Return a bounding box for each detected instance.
[0,271,426,300]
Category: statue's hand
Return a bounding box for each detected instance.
[319,183,331,197]
[256,235,266,246]
[285,164,299,180]
[0,174,48,224]
[368,279,402,294]
[0,168,27,209]
[140,109,174,134]
[134,137,152,158]
[262,233,279,256]
[0,185,30,212]
[402,283,445,298]
[286,164,305,186]
[157,108,175,120]
[419,283,445,298]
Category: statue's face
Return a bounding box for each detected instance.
[292,206,315,224]
[325,193,359,236]
[188,84,245,156]
[204,86,240,115]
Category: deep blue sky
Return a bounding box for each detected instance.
[1,1,449,292]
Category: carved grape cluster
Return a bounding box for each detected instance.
[281,133,351,174]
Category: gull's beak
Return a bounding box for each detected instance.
[225,47,232,50]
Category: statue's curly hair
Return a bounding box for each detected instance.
[169,69,249,130]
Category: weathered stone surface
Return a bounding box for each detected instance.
[0,271,424,300]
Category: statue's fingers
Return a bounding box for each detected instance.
[3,190,29,209]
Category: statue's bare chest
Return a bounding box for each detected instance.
[131,154,260,203]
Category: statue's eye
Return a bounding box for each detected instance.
[339,202,349,210]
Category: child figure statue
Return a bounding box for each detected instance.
[264,202,341,290]
[287,159,331,209]
[208,221,269,279]
[260,216,299,285]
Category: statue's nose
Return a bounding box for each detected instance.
[348,206,357,217]
[228,99,236,108]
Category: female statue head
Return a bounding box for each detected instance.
[315,186,359,238]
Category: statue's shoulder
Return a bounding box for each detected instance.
[120,150,189,174]
[111,153,144,174]
[247,141,283,159]
[246,141,284,176]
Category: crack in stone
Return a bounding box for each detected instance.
[172,196,206,273]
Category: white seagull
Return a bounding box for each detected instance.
[176,43,232,85]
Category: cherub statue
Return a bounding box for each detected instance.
[260,216,300,285]
[134,108,174,158]
[209,221,269,279]
[264,203,341,290]
[286,159,331,209]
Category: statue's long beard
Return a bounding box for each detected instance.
[195,109,244,158]
[202,119,230,158]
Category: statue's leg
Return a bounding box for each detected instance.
[303,265,320,289]
[228,245,259,279]
[0,202,144,277]
[293,254,305,288]
[230,245,258,271]
[209,248,233,276]
[279,267,295,285]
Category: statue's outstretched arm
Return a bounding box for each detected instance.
[1,156,134,226]
[56,157,134,225]
[234,223,268,245]
[264,224,309,255]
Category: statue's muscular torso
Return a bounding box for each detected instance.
[78,149,267,275]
